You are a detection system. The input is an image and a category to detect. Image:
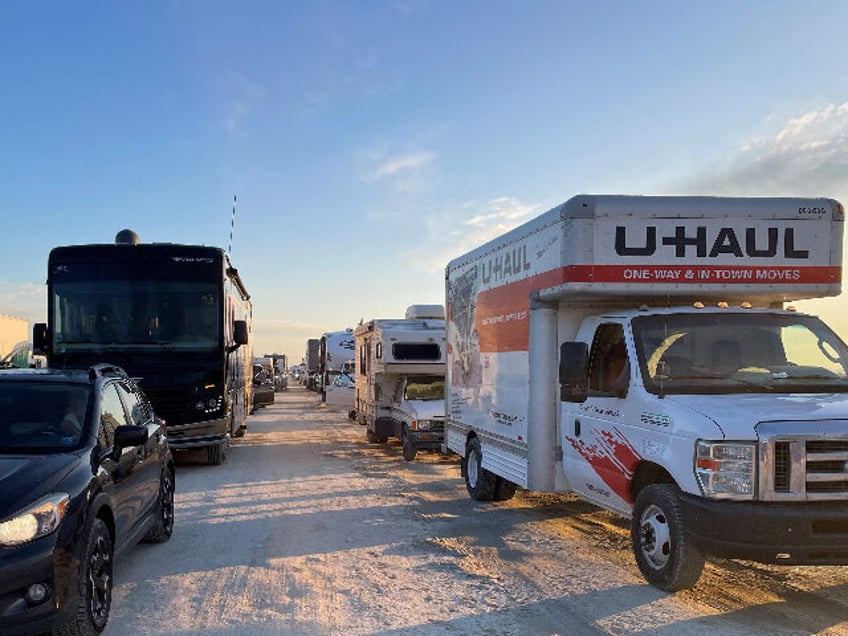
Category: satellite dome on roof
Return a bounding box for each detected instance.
[115,229,141,245]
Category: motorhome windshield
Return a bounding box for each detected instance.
[52,279,221,352]
[405,376,445,400]
[632,312,848,395]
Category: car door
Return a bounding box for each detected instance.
[116,380,162,519]
[97,381,153,550]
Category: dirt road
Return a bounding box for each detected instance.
[106,385,848,635]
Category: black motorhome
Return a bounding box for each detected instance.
[34,230,253,464]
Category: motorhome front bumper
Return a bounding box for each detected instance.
[681,492,848,564]
[165,416,229,450]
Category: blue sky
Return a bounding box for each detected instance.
[2,1,848,360]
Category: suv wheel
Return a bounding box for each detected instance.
[143,469,174,543]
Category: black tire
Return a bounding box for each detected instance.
[143,469,175,543]
[631,484,705,592]
[401,427,417,461]
[207,441,226,465]
[366,427,387,444]
[57,517,113,635]
[493,476,517,501]
[464,437,497,501]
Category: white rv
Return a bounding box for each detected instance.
[0,315,29,368]
[446,194,848,591]
[354,305,446,461]
[318,328,355,400]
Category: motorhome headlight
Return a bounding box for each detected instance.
[0,494,70,546]
[695,441,755,500]
[417,420,432,431]
[197,395,223,413]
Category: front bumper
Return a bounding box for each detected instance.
[166,415,229,450]
[681,492,848,564]
[409,427,444,450]
[0,537,77,635]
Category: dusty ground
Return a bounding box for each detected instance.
[106,385,848,635]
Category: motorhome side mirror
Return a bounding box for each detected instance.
[33,323,49,356]
[559,341,589,403]
[233,320,248,346]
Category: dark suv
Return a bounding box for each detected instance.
[0,364,174,636]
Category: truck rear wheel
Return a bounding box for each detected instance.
[401,426,417,461]
[493,476,517,501]
[366,428,387,444]
[464,437,497,501]
[631,484,705,592]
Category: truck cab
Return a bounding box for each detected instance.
[388,374,446,461]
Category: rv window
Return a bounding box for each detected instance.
[392,343,441,361]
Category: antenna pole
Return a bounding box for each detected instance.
[229,195,237,255]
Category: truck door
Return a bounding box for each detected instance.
[562,322,638,512]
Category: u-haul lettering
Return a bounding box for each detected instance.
[615,226,809,259]
[600,218,828,266]
[481,245,532,285]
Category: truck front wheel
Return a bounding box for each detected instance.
[631,484,705,592]
[464,437,497,501]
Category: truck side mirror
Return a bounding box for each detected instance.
[33,323,49,356]
[233,320,248,346]
[559,341,588,403]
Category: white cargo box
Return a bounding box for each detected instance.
[447,195,844,305]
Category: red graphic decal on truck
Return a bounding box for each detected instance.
[566,428,642,503]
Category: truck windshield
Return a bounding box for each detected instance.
[52,280,221,352]
[405,376,445,400]
[632,312,848,395]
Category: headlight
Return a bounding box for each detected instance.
[417,420,432,431]
[197,395,223,413]
[695,441,755,500]
[0,494,70,546]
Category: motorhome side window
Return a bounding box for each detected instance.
[588,324,629,396]
[359,341,368,375]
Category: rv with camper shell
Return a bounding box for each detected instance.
[354,305,446,461]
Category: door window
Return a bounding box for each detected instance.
[98,383,129,450]
[588,324,629,395]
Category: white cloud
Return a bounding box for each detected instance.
[357,140,436,191]
[683,101,848,200]
[0,281,46,327]
[370,152,435,180]
[223,76,266,136]
[405,196,540,273]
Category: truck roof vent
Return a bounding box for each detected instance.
[115,229,141,245]
[405,304,445,320]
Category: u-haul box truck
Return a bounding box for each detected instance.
[354,305,446,461]
[445,194,848,591]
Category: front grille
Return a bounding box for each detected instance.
[143,385,192,426]
[774,441,791,491]
[761,424,848,501]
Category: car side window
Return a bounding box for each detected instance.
[117,381,148,425]
[98,383,130,450]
